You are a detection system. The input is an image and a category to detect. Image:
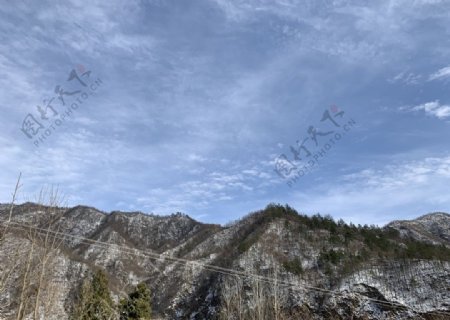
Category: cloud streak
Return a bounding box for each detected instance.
[429,66,450,81]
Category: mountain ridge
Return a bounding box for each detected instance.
[0,203,449,319]
[4,201,448,229]
[386,211,450,247]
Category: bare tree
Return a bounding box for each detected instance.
[16,232,36,320]
[219,265,295,320]
[0,174,23,315]
[12,185,66,320]
[249,277,267,320]
[270,265,284,320]
[32,187,65,320]
[220,275,244,320]
[219,276,234,320]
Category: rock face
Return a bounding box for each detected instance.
[0,204,449,319]
[386,212,450,246]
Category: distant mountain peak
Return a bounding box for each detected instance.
[387,212,450,246]
[416,211,450,221]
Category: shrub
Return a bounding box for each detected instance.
[283,258,303,275]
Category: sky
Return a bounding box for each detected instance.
[1,0,450,226]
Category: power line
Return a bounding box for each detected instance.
[1,219,449,317]
[3,219,449,316]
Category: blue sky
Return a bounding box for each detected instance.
[1,0,450,225]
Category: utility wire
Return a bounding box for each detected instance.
[1,218,449,317]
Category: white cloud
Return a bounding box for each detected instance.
[412,101,450,119]
[290,156,450,225]
[2,0,450,225]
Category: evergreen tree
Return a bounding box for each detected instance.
[71,269,116,320]
[119,282,151,320]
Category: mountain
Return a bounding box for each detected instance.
[0,203,449,319]
[386,212,450,247]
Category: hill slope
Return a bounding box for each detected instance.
[0,204,449,319]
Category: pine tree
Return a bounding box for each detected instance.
[119,282,151,320]
[71,269,116,320]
